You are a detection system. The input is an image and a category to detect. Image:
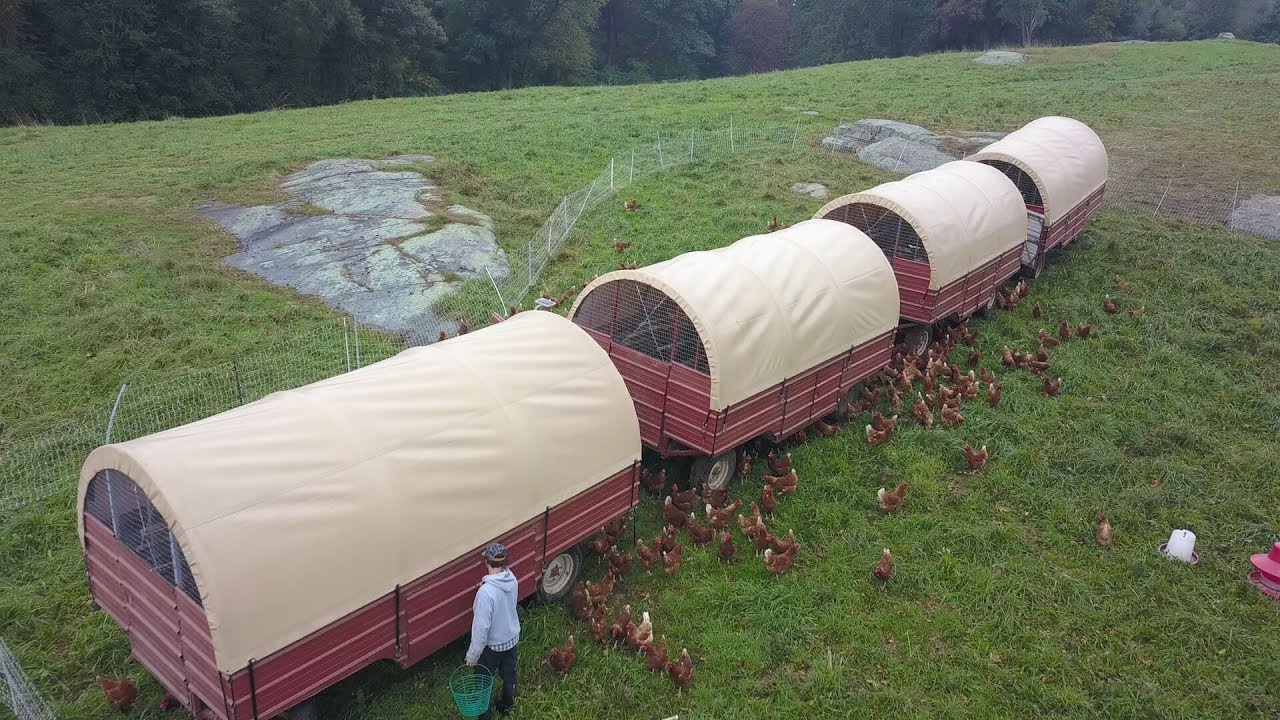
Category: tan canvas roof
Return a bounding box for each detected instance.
[570,219,900,411]
[814,160,1026,290]
[967,116,1109,224]
[77,311,641,673]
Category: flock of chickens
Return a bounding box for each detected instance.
[88,273,1136,713]
[542,273,1141,695]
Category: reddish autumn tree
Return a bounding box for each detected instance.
[729,0,790,74]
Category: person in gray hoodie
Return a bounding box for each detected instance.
[466,542,521,719]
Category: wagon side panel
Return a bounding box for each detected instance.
[1043,185,1105,251]
[401,523,539,666]
[661,363,715,455]
[891,257,934,324]
[225,594,399,720]
[712,385,784,451]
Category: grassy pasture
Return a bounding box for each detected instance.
[0,40,1278,719]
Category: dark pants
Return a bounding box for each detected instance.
[476,645,517,719]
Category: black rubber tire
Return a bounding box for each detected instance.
[690,449,737,493]
[834,382,864,418]
[1021,253,1044,279]
[537,545,583,603]
[902,325,932,357]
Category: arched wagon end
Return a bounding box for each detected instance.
[571,276,712,459]
[968,116,1109,273]
[79,311,642,720]
[814,200,933,326]
[816,161,1027,330]
[570,220,900,489]
[82,469,224,717]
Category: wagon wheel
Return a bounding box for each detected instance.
[901,326,932,358]
[834,382,864,418]
[979,292,997,316]
[1021,251,1045,280]
[538,546,583,603]
[690,449,737,494]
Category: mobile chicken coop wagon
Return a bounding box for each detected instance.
[967,116,1109,276]
[813,160,1027,354]
[569,219,900,489]
[77,311,642,720]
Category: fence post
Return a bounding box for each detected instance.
[1227,181,1240,228]
[730,117,735,154]
[105,383,127,444]
[689,128,694,162]
[610,157,615,191]
[232,360,244,405]
[343,317,352,372]
[527,239,533,287]
[551,198,564,253]
[1152,179,1173,217]
[792,125,799,149]
[353,317,362,369]
[486,268,507,313]
[657,130,664,169]
[630,149,635,185]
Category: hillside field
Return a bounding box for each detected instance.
[1,40,1279,719]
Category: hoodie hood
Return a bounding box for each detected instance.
[483,568,518,596]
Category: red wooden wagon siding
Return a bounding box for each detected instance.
[710,332,894,450]
[83,464,638,720]
[581,325,894,456]
[84,513,225,715]
[1042,185,1105,250]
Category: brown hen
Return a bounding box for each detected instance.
[873,549,894,583]
[877,483,908,513]
[549,635,576,675]
[963,443,988,472]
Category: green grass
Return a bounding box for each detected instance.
[1,40,1279,719]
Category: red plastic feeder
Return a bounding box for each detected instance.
[1248,542,1280,601]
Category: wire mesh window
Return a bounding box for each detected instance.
[572,280,710,374]
[84,469,201,604]
[979,160,1043,207]
[821,203,928,263]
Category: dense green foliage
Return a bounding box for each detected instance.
[1,0,1276,123]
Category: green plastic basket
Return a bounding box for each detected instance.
[448,665,494,718]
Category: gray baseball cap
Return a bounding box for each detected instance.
[483,542,508,565]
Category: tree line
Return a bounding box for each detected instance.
[2,0,1277,125]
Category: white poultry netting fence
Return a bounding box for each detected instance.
[0,121,802,517]
[0,121,1273,520]
[0,638,57,720]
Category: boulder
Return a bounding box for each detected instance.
[1229,195,1280,240]
[1218,32,1235,40]
[791,182,830,199]
[936,130,1008,157]
[975,51,1028,65]
[203,156,508,336]
[841,119,939,146]
[822,119,1006,172]
[856,137,958,174]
